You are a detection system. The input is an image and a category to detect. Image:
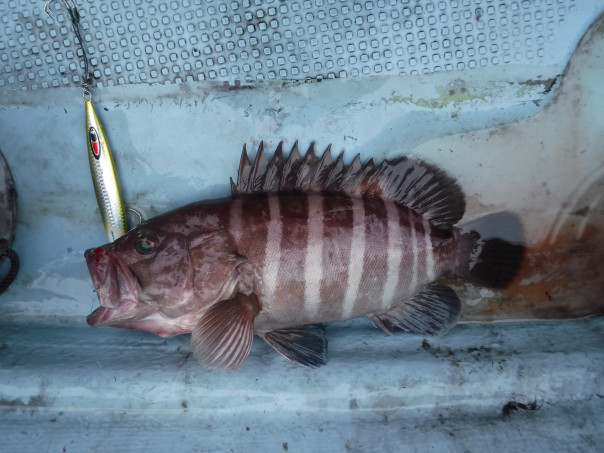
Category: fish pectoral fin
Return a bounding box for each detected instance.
[368,283,461,336]
[260,324,328,368]
[190,292,260,370]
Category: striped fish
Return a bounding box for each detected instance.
[85,142,524,369]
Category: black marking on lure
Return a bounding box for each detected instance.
[89,126,101,159]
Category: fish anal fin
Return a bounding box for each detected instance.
[369,284,461,336]
[260,324,327,368]
[191,293,260,370]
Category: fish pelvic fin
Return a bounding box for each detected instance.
[260,324,328,367]
[190,292,260,370]
[368,284,461,336]
[456,212,525,288]
[233,142,466,229]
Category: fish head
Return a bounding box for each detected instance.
[85,220,246,336]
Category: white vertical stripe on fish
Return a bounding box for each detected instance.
[423,218,435,281]
[410,214,419,290]
[342,198,365,318]
[263,195,282,301]
[304,195,323,315]
[229,198,243,244]
[381,201,402,309]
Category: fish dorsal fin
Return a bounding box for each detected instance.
[262,142,285,193]
[190,292,260,370]
[295,143,319,191]
[232,142,466,228]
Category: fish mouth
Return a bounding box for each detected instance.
[84,247,143,327]
[86,305,112,326]
[85,301,142,327]
[85,247,113,304]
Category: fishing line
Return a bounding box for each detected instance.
[44,0,91,89]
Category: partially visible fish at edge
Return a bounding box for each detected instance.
[85,96,127,242]
[84,142,525,370]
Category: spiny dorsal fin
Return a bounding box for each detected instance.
[262,143,284,192]
[295,143,319,191]
[231,144,252,196]
[249,141,268,193]
[324,151,345,191]
[280,141,302,192]
[310,146,336,190]
[232,142,466,228]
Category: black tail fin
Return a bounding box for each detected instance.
[455,212,525,288]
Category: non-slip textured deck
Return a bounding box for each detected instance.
[1,0,601,89]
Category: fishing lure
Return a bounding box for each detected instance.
[45,0,127,242]
[85,91,127,242]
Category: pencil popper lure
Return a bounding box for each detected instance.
[45,0,127,242]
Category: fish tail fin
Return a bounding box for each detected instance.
[455,212,525,288]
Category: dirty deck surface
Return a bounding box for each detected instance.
[1,317,603,452]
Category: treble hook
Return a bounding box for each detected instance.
[43,0,91,89]
[126,207,146,229]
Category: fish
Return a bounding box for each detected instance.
[85,96,127,242]
[85,142,524,369]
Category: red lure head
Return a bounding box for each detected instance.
[89,127,101,159]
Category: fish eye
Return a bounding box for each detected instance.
[134,233,157,255]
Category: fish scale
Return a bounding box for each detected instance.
[319,195,354,308]
[84,143,524,369]
[126,191,454,330]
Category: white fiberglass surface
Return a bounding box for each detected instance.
[1,1,603,451]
